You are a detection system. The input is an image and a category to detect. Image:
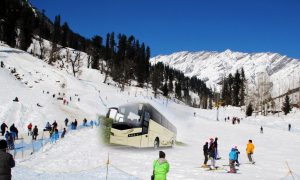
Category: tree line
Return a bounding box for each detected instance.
[220,68,246,107]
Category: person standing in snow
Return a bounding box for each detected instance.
[74,119,78,129]
[64,118,69,127]
[214,137,219,159]
[246,139,255,163]
[152,151,169,180]
[202,142,209,167]
[208,140,217,169]
[260,126,263,133]
[5,132,14,150]
[0,140,15,180]
[1,123,8,136]
[61,128,66,138]
[27,123,32,136]
[9,124,18,140]
[288,124,291,131]
[228,148,238,173]
[234,146,240,166]
[32,126,38,140]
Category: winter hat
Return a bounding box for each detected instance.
[0,139,8,150]
[159,151,166,158]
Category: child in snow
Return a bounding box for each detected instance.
[152,151,169,180]
[229,148,238,173]
[246,139,255,163]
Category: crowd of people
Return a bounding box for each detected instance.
[1,123,20,150]
[201,137,255,173]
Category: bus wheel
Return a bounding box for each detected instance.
[154,138,159,149]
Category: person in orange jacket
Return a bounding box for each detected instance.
[246,139,255,163]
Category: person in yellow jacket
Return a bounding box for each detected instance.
[246,139,255,163]
[152,151,169,180]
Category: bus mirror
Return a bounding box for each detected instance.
[144,112,150,122]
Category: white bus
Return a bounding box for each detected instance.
[106,103,177,148]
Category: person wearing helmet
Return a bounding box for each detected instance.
[0,139,15,180]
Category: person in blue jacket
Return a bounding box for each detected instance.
[228,148,238,173]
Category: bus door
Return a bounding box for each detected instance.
[140,111,150,147]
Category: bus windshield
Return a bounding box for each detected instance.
[111,103,143,129]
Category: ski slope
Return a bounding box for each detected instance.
[1,44,300,179]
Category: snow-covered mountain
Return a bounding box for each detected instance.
[1,43,300,179]
[151,50,300,102]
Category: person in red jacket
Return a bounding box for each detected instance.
[27,123,32,136]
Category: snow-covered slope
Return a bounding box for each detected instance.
[151,50,300,100]
[1,44,300,179]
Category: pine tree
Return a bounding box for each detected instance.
[246,103,254,116]
[282,95,292,115]
[240,68,246,106]
[91,35,102,70]
[233,70,241,106]
[162,83,168,97]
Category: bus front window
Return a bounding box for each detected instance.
[112,104,143,130]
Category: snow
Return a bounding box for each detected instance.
[150,50,300,106]
[0,44,300,179]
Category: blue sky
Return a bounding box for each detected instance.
[30,0,300,58]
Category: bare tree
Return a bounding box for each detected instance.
[67,50,83,77]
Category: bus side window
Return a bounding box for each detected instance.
[144,112,150,122]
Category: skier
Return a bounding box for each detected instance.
[32,126,38,140]
[27,123,32,136]
[209,140,217,169]
[202,142,209,168]
[152,151,169,180]
[194,112,196,117]
[64,118,69,127]
[1,123,8,136]
[288,124,291,131]
[0,139,15,180]
[9,124,18,140]
[246,139,255,163]
[228,148,238,173]
[61,128,67,138]
[260,126,263,133]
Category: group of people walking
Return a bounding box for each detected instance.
[1,123,20,150]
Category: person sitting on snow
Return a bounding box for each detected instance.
[44,122,51,131]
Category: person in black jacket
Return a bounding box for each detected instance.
[1,123,8,136]
[0,140,15,180]
[214,137,219,159]
[9,124,18,140]
[32,126,38,140]
[202,142,209,167]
